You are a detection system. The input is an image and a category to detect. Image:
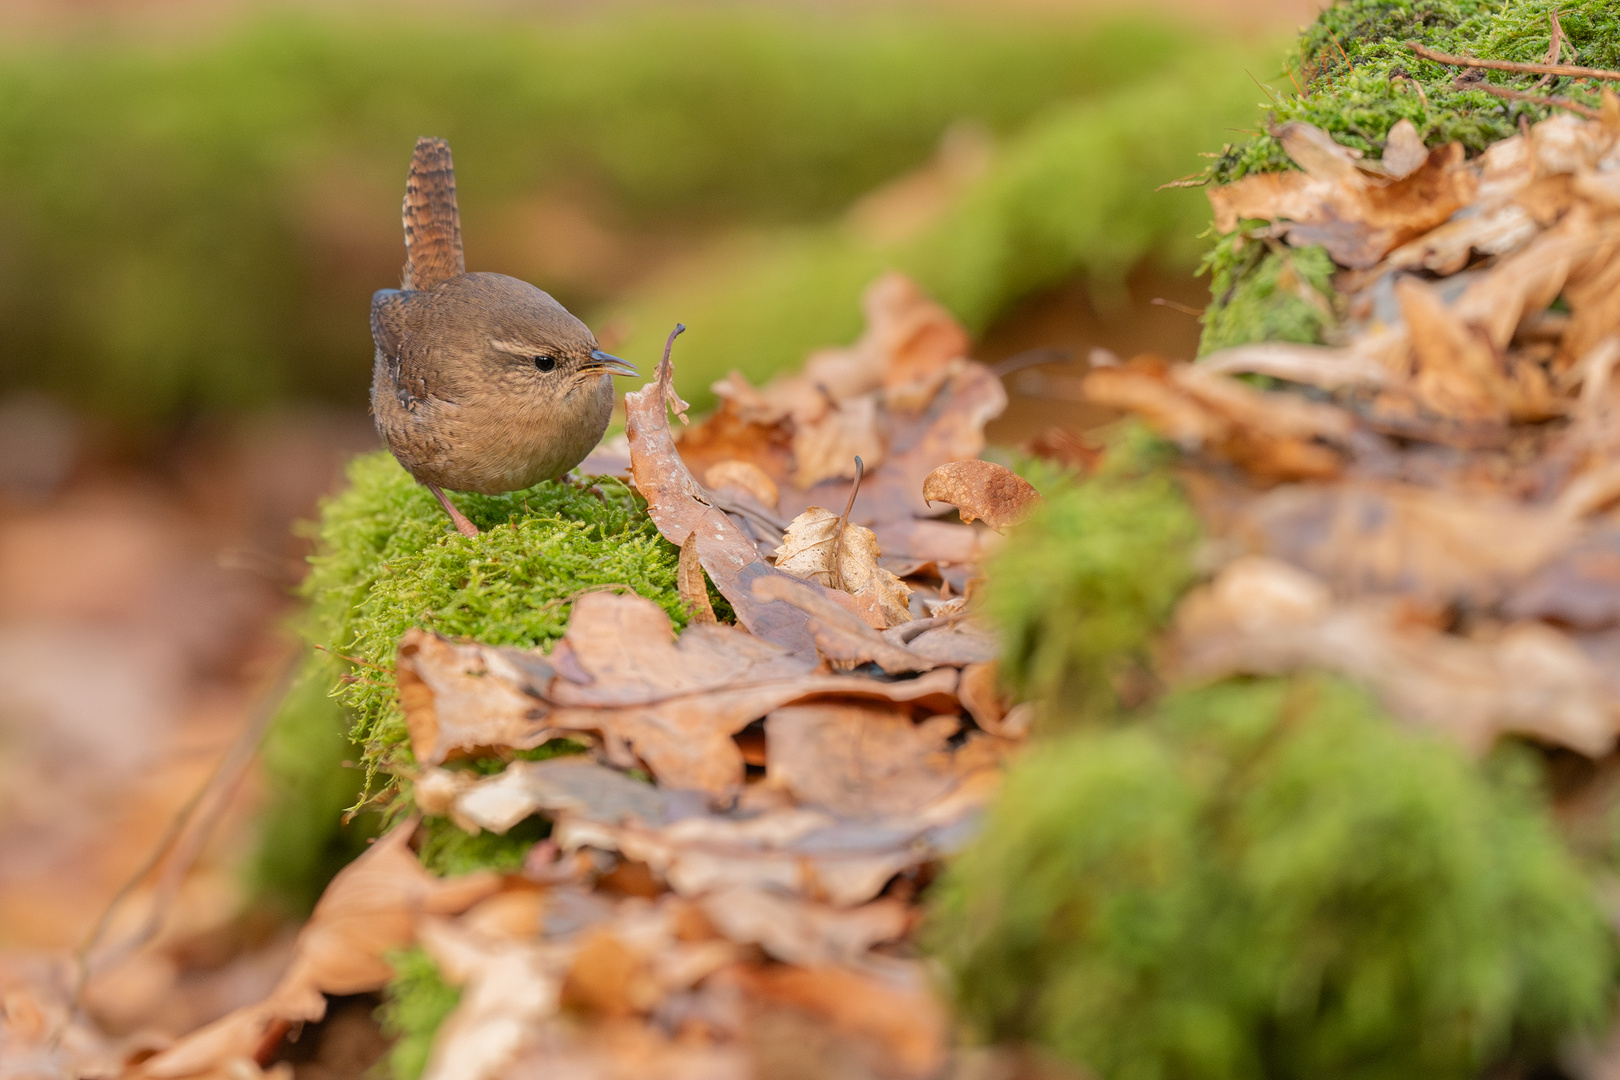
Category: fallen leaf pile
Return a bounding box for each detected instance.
[1092,97,1620,756]
[17,275,1038,1080]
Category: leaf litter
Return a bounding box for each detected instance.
[22,270,1027,1080]
[1107,96,1620,759]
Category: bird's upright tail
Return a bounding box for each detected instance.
[401,136,465,291]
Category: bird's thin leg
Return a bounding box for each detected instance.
[427,483,480,538]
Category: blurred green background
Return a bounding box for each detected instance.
[0,2,1293,428]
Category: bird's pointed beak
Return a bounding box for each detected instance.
[586,349,638,377]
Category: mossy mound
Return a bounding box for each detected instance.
[252,451,692,907]
[1198,0,1620,355]
[930,675,1615,1080]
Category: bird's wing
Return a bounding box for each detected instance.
[371,288,436,404]
[400,137,465,291]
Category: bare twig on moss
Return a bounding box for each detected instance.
[1407,41,1620,83]
[1469,81,1602,119]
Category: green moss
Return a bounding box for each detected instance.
[985,425,1201,719]
[1198,0,1620,354]
[929,675,1615,1080]
[416,814,552,878]
[378,947,461,1080]
[1198,237,1336,355]
[300,451,690,785]
[252,452,691,900]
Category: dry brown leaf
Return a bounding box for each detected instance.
[765,704,973,818]
[1208,123,1476,268]
[398,593,967,792]
[921,461,1041,529]
[791,394,885,489]
[773,506,914,628]
[1215,481,1576,605]
[453,758,670,835]
[626,339,826,655]
[136,823,499,1079]
[1382,119,1428,179]
[702,460,780,510]
[553,756,989,906]
[696,886,908,968]
[749,574,932,672]
[737,963,947,1079]
[1083,361,1346,482]
[1172,557,1618,755]
[1397,275,1515,423]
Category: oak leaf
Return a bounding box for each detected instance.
[921,460,1041,529]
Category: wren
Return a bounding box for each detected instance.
[369,137,636,538]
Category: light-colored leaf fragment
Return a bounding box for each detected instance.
[677,531,716,624]
[921,460,1041,529]
[774,506,913,626]
[791,393,886,488]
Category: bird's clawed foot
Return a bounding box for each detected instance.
[428,483,480,537]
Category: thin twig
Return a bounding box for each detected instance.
[1152,297,1206,318]
[1407,40,1620,82]
[1532,9,1568,90]
[1470,81,1601,119]
[1245,69,1279,106]
[830,456,865,592]
[72,652,301,1009]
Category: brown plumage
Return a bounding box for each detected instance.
[370,137,636,537]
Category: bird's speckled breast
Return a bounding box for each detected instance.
[373,365,615,494]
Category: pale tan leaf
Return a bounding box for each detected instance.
[702,459,780,510]
[677,532,716,625]
[791,394,885,488]
[773,507,913,626]
[1382,118,1428,179]
[921,460,1041,529]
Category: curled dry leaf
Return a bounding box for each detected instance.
[1208,122,1475,268]
[1083,359,1347,481]
[697,886,908,968]
[773,506,913,628]
[921,460,1041,529]
[1172,556,1618,755]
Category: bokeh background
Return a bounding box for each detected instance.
[0,0,1315,977]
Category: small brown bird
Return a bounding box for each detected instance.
[370,137,636,537]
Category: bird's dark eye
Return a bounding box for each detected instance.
[533,355,556,373]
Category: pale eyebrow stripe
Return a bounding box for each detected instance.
[489,339,549,356]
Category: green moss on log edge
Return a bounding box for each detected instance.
[250,451,695,909]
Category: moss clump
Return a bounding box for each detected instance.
[930,675,1615,1080]
[300,450,691,785]
[252,452,692,900]
[378,947,461,1080]
[1198,0,1620,355]
[1198,238,1336,355]
[986,425,1200,719]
